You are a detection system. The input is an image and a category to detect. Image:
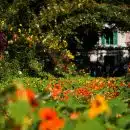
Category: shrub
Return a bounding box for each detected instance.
[0,58,21,81]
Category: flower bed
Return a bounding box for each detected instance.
[0,75,130,130]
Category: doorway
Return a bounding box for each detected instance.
[104,56,115,66]
[104,56,115,76]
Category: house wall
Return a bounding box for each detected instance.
[118,32,126,47]
[89,49,129,65]
[88,31,130,65]
[125,32,130,46]
[99,31,130,47]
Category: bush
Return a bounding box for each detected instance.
[0,58,21,81]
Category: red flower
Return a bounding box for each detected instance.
[26,89,38,107]
[16,88,38,107]
[39,118,64,130]
[39,108,57,120]
[60,90,72,101]
[54,84,62,90]
[51,84,62,100]
[38,107,65,130]
[75,87,91,97]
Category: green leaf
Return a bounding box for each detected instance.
[8,100,31,124]
[42,100,57,107]
[63,119,77,130]
[0,115,5,128]
[67,96,85,110]
[108,98,128,116]
[74,119,105,130]
[117,115,130,128]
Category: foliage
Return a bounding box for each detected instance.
[0,0,130,76]
[0,58,21,81]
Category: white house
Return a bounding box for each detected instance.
[88,24,130,66]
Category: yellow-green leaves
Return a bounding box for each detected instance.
[8,100,31,124]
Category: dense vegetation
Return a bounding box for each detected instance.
[0,0,130,76]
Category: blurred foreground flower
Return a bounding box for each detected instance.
[38,108,65,130]
[16,88,38,107]
[39,118,64,130]
[39,108,57,120]
[88,95,111,119]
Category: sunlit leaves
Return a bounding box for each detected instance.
[8,100,31,124]
[117,115,130,129]
[108,97,128,116]
[75,118,105,130]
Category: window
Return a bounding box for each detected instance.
[101,29,117,45]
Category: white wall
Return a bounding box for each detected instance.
[98,31,130,47]
[118,32,126,47]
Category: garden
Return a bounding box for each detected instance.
[0,74,130,130]
[0,0,130,130]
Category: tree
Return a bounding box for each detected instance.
[0,0,130,72]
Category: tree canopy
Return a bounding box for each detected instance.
[0,0,130,53]
[1,0,130,33]
[0,0,130,54]
[0,0,130,74]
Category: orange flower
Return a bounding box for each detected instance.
[16,88,27,100]
[51,84,62,100]
[120,82,126,87]
[45,84,53,91]
[88,95,111,119]
[39,118,64,130]
[54,84,62,90]
[128,82,130,88]
[46,83,62,100]
[51,89,61,100]
[39,108,57,120]
[70,112,79,120]
[16,88,38,107]
[38,107,65,130]
[60,90,72,101]
[26,89,38,107]
[75,87,91,98]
